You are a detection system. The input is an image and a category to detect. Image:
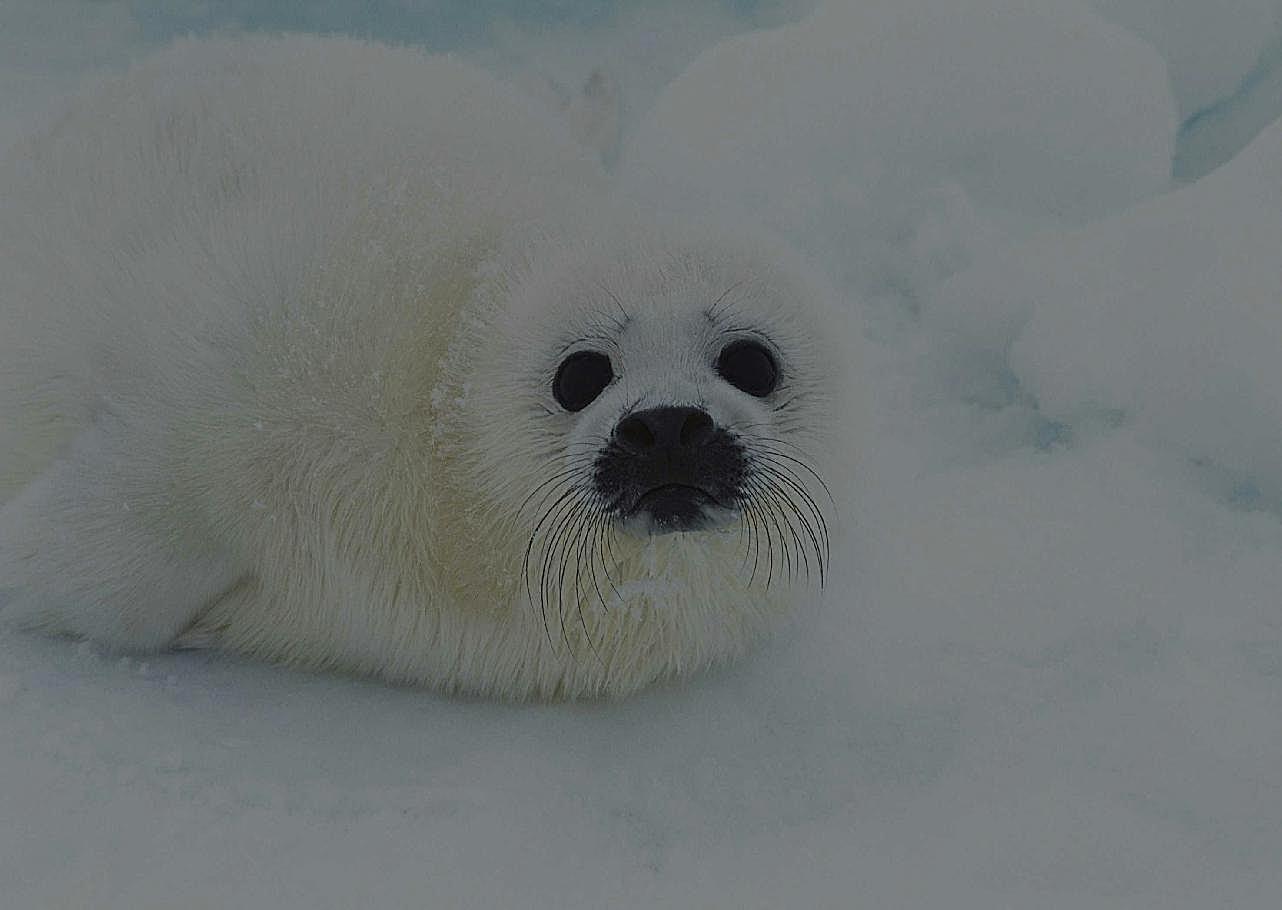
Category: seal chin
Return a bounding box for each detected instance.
[622,484,736,535]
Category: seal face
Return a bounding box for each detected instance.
[591,336,780,532]
[0,36,858,700]
[460,228,849,665]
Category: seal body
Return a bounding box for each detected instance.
[0,36,855,698]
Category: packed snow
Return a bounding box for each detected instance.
[621,0,1177,305]
[3,1,1282,908]
[933,116,1282,499]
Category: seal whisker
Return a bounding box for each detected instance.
[541,493,593,655]
[526,483,590,647]
[594,281,630,325]
[756,478,810,586]
[518,463,594,517]
[750,447,835,506]
[745,502,764,588]
[569,508,607,667]
[750,463,829,587]
[735,504,755,577]
[706,279,750,322]
[523,485,582,643]
[729,433,835,505]
[744,487,777,590]
[743,492,769,592]
[554,497,600,658]
[754,472,830,561]
[589,498,622,610]
[754,459,827,541]
[747,475,795,586]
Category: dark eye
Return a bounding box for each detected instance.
[554,351,614,412]
[716,339,778,397]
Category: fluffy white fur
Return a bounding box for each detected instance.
[0,36,858,699]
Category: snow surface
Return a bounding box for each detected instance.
[4,1,1282,908]
[932,116,1282,501]
[1088,0,1282,117]
[621,0,1177,304]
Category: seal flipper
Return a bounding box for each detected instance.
[0,432,241,651]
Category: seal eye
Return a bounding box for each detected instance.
[554,350,614,412]
[716,339,778,397]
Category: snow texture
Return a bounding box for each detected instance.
[3,1,1282,908]
[933,117,1282,500]
[1088,0,1282,116]
[1084,0,1282,181]
[621,0,1177,305]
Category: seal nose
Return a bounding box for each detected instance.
[615,406,715,453]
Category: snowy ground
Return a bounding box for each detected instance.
[4,1,1282,907]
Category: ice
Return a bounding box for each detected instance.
[623,0,1176,301]
[1175,35,1282,180]
[931,116,1282,500]
[1088,0,1282,116]
[1086,1,1282,180]
[4,2,1282,908]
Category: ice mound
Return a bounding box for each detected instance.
[932,115,1282,498]
[623,0,1176,299]
[1088,0,1282,117]
[1088,0,1282,180]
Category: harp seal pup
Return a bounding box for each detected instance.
[0,36,860,699]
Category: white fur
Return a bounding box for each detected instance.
[0,36,860,699]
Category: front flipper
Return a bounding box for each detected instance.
[0,431,241,651]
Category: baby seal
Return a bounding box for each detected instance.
[0,36,857,698]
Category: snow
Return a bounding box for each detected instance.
[1079,1,1282,180]
[1087,0,1282,117]
[932,116,1282,499]
[622,0,1177,301]
[1176,36,1282,181]
[4,1,1282,908]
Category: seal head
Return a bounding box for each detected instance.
[443,220,852,692]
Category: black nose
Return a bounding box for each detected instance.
[615,406,715,453]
